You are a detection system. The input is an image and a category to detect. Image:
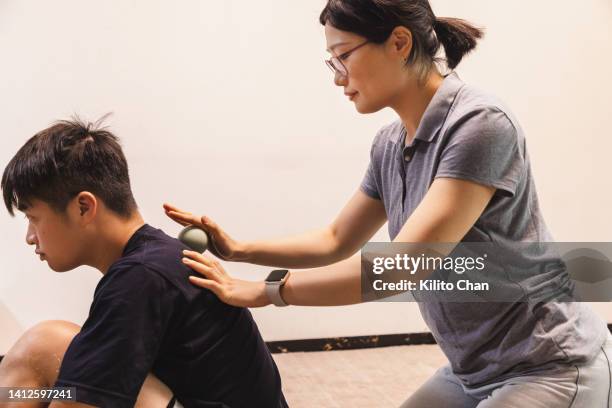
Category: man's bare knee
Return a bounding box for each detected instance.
[0,320,80,387]
[135,374,174,408]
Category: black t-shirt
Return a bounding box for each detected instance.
[54,224,287,408]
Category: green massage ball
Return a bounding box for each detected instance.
[178,226,209,253]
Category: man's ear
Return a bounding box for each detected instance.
[387,26,413,63]
[75,192,97,223]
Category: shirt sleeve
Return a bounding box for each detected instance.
[360,131,383,200]
[435,107,525,197]
[54,265,176,408]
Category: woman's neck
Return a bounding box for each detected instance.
[391,70,445,146]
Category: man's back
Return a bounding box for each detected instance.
[56,224,287,408]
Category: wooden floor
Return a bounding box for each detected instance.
[273,344,448,408]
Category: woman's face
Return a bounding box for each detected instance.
[324,24,409,114]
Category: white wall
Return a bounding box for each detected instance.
[0,302,22,353]
[1,0,611,349]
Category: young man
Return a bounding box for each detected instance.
[0,118,288,408]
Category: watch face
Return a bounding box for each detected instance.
[266,269,289,283]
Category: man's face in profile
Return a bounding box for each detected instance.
[21,198,84,272]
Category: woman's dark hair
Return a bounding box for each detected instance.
[2,115,138,217]
[320,0,484,80]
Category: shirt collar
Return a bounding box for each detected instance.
[122,223,153,256]
[398,71,465,146]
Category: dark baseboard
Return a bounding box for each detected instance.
[266,324,612,354]
[267,332,436,354]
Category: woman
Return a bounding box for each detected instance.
[165,0,611,406]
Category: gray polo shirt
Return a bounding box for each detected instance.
[361,72,608,386]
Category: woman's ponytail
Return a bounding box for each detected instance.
[433,17,484,70]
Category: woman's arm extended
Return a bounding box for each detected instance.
[167,189,387,269]
[243,190,387,268]
[183,178,496,307]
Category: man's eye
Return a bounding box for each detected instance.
[339,52,351,61]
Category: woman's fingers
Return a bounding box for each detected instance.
[188,276,222,293]
[166,212,190,226]
[163,203,198,226]
[182,250,227,279]
[201,216,218,231]
[163,203,214,230]
[183,249,211,265]
[163,203,188,213]
[184,254,231,303]
[163,203,192,226]
[168,210,203,227]
[163,204,237,261]
[183,258,215,281]
[182,252,269,308]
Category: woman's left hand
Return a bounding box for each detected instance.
[182,250,271,308]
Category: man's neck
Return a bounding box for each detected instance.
[87,212,146,274]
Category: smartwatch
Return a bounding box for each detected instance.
[265,269,290,307]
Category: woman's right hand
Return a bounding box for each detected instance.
[163,203,247,262]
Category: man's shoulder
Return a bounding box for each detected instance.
[100,225,217,304]
[96,261,174,302]
[110,225,190,283]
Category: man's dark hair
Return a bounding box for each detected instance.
[2,115,137,217]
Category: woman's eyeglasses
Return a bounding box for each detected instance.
[324,40,369,77]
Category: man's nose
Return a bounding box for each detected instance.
[25,224,37,246]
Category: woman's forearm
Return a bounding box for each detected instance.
[278,254,362,306]
[240,226,349,269]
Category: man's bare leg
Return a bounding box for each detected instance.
[0,320,173,408]
[136,375,174,408]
